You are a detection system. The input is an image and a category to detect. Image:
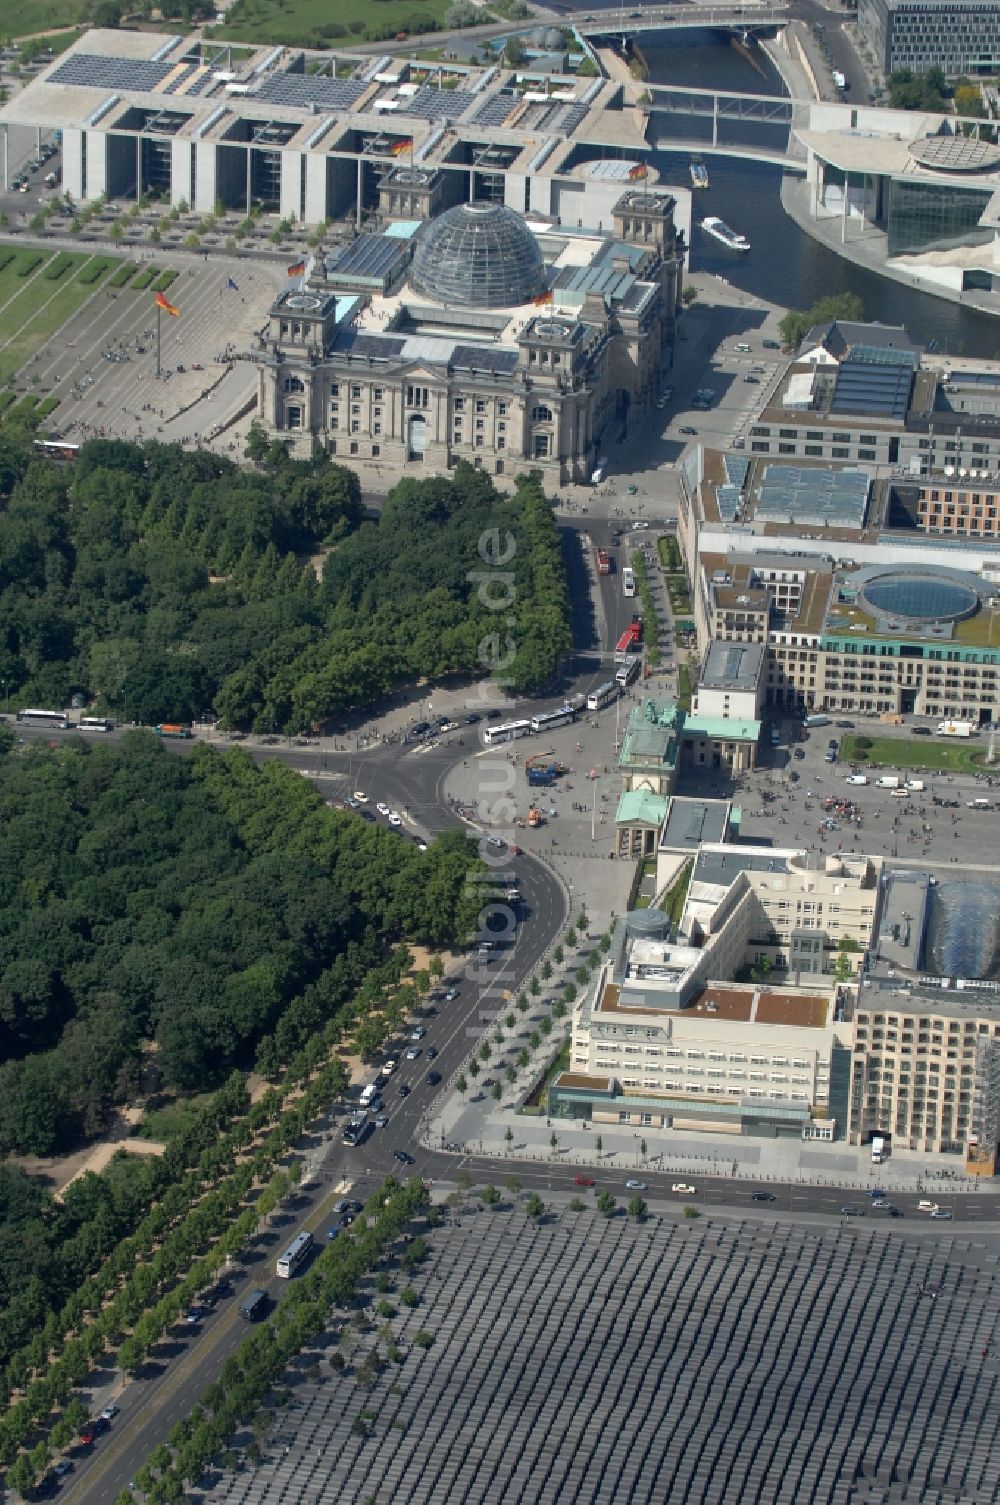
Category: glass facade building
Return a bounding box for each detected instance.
[859,0,1000,75]
[884,177,993,256]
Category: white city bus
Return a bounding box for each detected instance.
[482,718,532,746]
[16,708,69,729]
[616,655,642,688]
[276,1229,314,1278]
[622,566,636,598]
[586,681,618,713]
[529,705,576,735]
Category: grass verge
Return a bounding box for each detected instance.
[841,733,986,773]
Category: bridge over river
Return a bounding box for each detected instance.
[643,81,808,169]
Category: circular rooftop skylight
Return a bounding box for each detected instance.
[909,134,1000,173]
[860,571,980,623]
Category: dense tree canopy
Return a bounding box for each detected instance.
[0,437,569,730]
[887,65,949,111]
[0,735,482,1154]
[777,292,865,352]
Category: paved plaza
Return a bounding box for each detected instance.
[202,1201,1000,1505]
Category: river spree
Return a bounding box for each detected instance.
[642,30,1000,358]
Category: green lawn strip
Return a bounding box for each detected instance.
[152,268,179,292]
[841,733,985,773]
[0,0,80,34]
[0,250,51,304]
[131,265,161,291]
[35,395,60,418]
[0,259,104,385]
[0,391,15,414]
[213,0,451,45]
[15,252,45,278]
[109,261,139,288]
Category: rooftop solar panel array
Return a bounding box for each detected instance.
[831,356,913,421]
[163,62,197,95]
[255,73,368,110]
[402,84,477,119]
[186,69,215,97]
[50,52,173,91]
[757,464,870,527]
[472,92,516,127]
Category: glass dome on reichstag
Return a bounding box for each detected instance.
[409,203,548,309]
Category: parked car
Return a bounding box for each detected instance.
[99,1403,119,1421]
[763,338,780,349]
[410,1025,426,1040]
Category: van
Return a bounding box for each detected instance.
[735,342,751,353]
[846,774,868,786]
[239,1289,268,1321]
[804,713,830,728]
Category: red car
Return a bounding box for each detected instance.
[78,1430,96,1447]
[574,1175,595,1187]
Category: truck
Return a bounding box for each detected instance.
[239,1289,269,1321]
[528,766,559,787]
[905,779,925,792]
[937,720,975,738]
[614,615,643,664]
[877,775,901,789]
[155,723,192,739]
[595,547,612,576]
[871,1134,886,1165]
[804,713,830,728]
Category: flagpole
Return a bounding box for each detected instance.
[156,302,161,379]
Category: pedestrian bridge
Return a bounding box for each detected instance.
[644,82,808,171]
[576,5,788,39]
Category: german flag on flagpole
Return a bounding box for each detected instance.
[627,162,648,180]
[391,137,414,156]
[287,260,306,278]
[154,290,180,316]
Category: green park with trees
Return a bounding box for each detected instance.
[0,732,484,1156]
[0,435,570,731]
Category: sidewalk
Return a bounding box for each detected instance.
[426,1103,997,1196]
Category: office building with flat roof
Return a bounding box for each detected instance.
[859,0,1000,76]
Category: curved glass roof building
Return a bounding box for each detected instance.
[409,203,548,309]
